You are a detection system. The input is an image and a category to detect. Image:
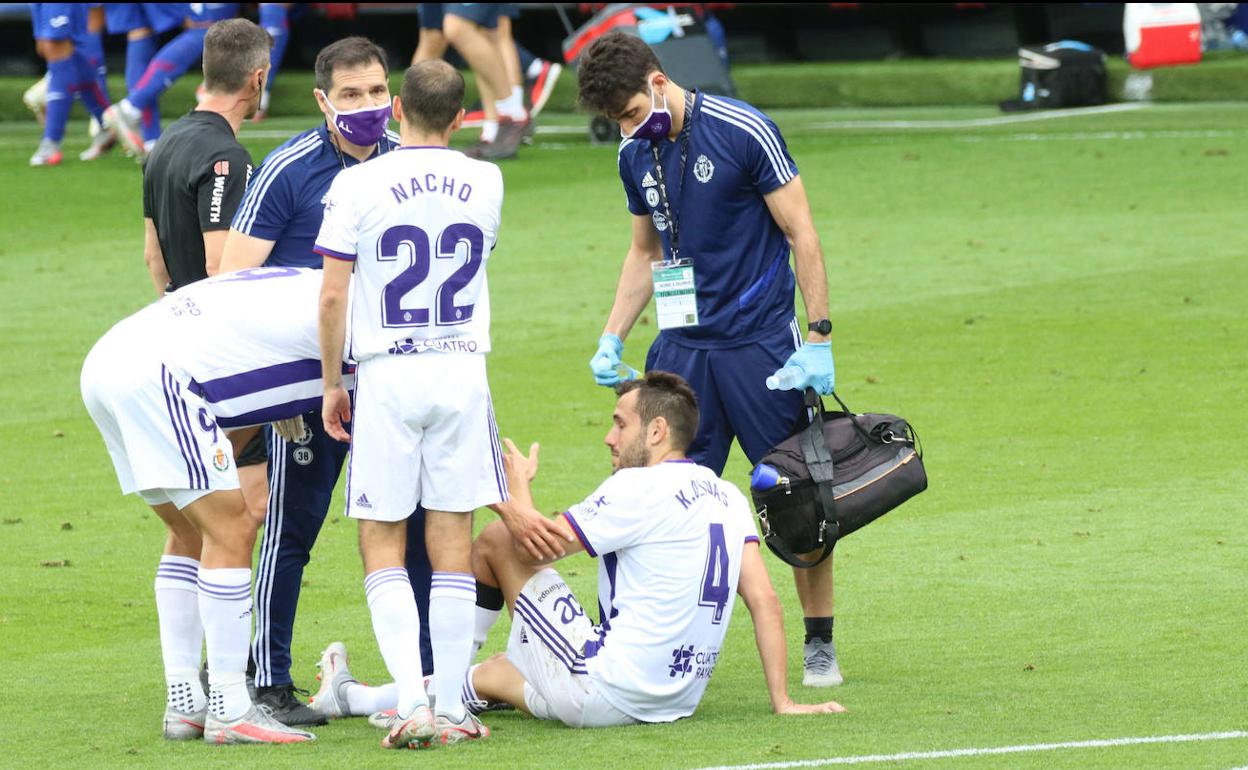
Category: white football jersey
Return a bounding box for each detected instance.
[562,461,758,722]
[313,146,504,360]
[117,266,351,428]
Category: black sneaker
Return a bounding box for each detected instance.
[254,684,329,727]
[465,118,527,161]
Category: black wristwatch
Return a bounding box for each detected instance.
[807,319,832,335]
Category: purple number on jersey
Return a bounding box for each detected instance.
[377,223,484,328]
[436,223,485,326]
[699,523,731,624]
[379,225,432,326]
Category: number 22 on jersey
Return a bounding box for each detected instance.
[377,223,485,328]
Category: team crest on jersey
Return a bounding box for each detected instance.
[652,211,669,231]
[212,447,230,472]
[641,171,657,188]
[645,188,660,208]
[693,154,714,183]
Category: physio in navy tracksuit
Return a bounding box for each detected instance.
[221,37,433,725]
[579,34,844,690]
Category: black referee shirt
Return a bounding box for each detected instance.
[142,110,253,290]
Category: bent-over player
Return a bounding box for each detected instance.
[81,267,341,745]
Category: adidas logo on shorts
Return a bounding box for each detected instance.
[355,493,372,509]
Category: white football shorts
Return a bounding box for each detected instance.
[344,352,506,521]
[506,568,640,728]
[81,331,239,510]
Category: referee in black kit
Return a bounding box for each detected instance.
[141,18,273,528]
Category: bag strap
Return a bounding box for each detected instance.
[773,388,838,568]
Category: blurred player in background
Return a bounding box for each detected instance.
[314,59,503,749]
[28,3,116,166]
[466,372,846,725]
[80,268,333,744]
[414,3,528,160]
[218,35,435,727]
[103,3,184,135]
[105,3,242,157]
[578,32,845,688]
[255,3,299,120]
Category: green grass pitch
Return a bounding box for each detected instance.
[0,101,1245,769]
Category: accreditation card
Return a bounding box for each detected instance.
[652,258,699,330]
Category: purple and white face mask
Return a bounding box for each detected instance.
[621,83,672,142]
[319,89,391,147]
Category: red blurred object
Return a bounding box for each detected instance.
[314,3,357,21]
[1124,3,1201,69]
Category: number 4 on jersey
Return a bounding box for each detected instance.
[699,523,730,623]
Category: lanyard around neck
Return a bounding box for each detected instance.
[650,89,696,262]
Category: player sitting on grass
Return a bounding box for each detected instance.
[469,372,846,725]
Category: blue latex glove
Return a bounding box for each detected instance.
[589,334,638,386]
[772,341,835,395]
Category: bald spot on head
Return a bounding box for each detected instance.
[400,59,465,134]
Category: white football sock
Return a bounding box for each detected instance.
[430,572,476,721]
[345,681,399,715]
[197,566,253,721]
[495,92,526,122]
[526,59,544,79]
[472,605,501,659]
[365,568,427,718]
[155,556,206,712]
[481,119,499,143]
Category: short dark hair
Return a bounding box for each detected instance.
[577,31,664,117]
[400,60,465,134]
[615,371,699,452]
[202,19,272,94]
[315,36,388,93]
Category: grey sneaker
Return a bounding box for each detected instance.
[254,684,328,727]
[431,711,491,746]
[465,118,527,161]
[380,705,435,749]
[101,100,145,159]
[79,124,118,161]
[163,703,207,740]
[803,637,844,687]
[29,138,62,167]
[203,704,316,744]
[309,641,358,719]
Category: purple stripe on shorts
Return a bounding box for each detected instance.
[486,398,507,499]
[514,594,586,673]
[514,600,582,673]
[160,365,199,489]
[172,377,208,489]
[745,535,760,544]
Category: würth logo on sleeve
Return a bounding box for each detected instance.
[209,159,229,224]
[213,160,230,176]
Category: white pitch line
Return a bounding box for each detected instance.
[689,731,1248,770]
[812,102,1148,130]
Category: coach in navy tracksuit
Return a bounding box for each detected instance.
[578,34,844,689]
[220,37,433,725]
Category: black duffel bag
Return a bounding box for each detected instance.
[750,389,927,568]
